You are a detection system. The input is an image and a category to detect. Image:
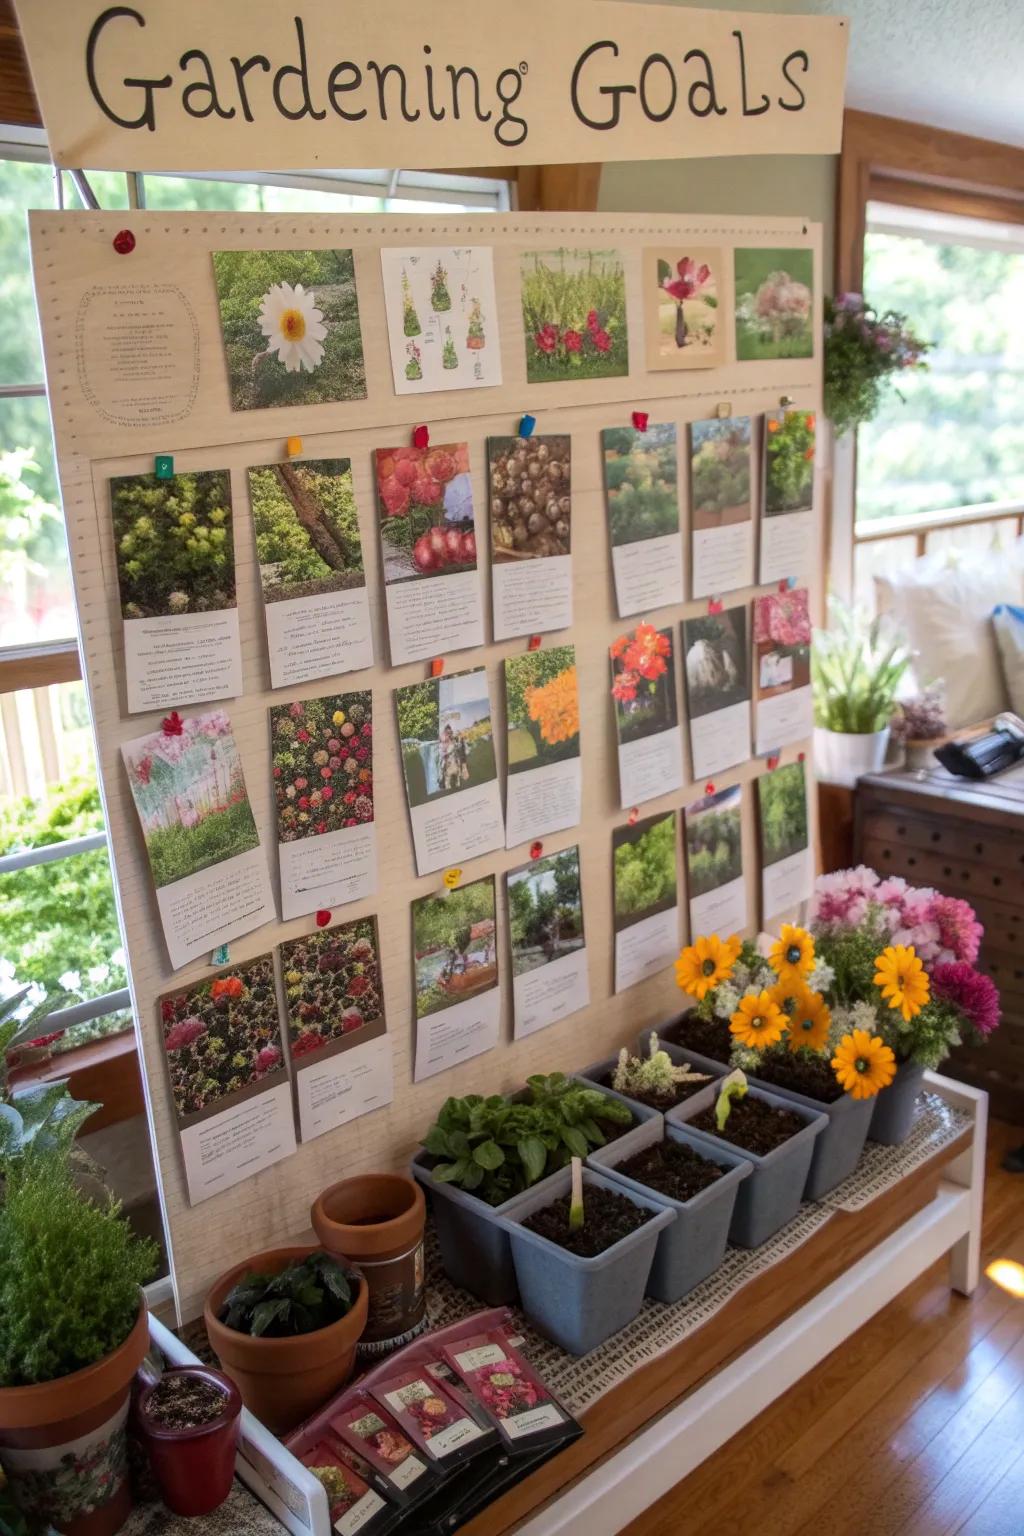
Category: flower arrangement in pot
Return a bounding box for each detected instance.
[823,291,930,438]
[135,1366,242,1518]
[812,596,911,785]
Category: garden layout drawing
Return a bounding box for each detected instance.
[380,247,501,396]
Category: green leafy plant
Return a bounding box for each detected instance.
[612,1034,710,1102]
[219,1251,358,1339]
[422,1074,632,1206]
[812,596,911,734]
[824,292,930,437]
[715,1070,748,1131]
[0,987,95,1167]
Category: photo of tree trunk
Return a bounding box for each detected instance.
[248,458,364,602]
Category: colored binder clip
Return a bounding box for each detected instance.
[518,414,536,438]
[413,425,429,449]
[316,909,332,928]
[527,635,542,651]
[705,782,716,796]
[530,841,543,860]
[631,411,649,432]
[430,657,444,678]
[154,455,173,480]
[707,597,723,616]
[443,868,462,891]
[161,710,184,737]
[765,752,781,771]
[211,944,230,966]
[286,436,303,458]
[716,402,732,419]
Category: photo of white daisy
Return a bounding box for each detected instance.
[212,249,366,411]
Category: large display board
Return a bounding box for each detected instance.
[30,211,822,1318]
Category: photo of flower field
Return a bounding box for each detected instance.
[248,459,364,602]
[689,418,752,531]
[374,442,477,583]
[610,624,678,745]
[613,810,678,933]
[271,691,372,842]
[111,469,234,620]
[281,917,383,1064]
[412,875,497,1019]
[508,846,584,978]
[504,645,579,776]
[753,589,812,702]
[685,786,743,899]
[734,248,814,361]
[758,761,809,866]
[601,423,679,547]
[397,670,496,809]
[159,953,285,1122]
[765,410,816,516]
[212,248,366,411]
[645,248,723,369]
[520,248,628,383]
[123,711,259,889]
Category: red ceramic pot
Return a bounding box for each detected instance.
[136,1367,241,1518]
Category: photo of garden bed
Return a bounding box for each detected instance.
[508,846,584,978]
[765,410,816,516]
[685,786,743,900]
[758,761,809,867]
[280,917,383,1063]
[159,953,285,1122]
[520,248,628,383]
[110,469,234,619]
[689,418,752,531]
[413,875,497,1020]
[271,691,372,841]
[601,423,679,547]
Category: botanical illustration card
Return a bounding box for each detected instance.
[488,434,572,641]
[610,623,683,809]
[211,249,366,411]
[248,458,373,689]
[411,875,500,1081]
[734,248,814,362]
[395,670,504,877]
[753,589,813,753]
[507,845,589,1040]
[380,246,502,396]
[271,690,375,920]
[374,441,484,664]
[520,247,628,383]
[280,917,393,1144]
[760,409,816,584]
[684,786,748,940]
[601,422,683,617]
[110,469,242,714]
[158,954,295,1205]
[683,607,752,780]
[688,417,754,598]
[644,248,725,370]
[757,761,812,919]
[612,811,680,994]
[503,644,581,849]
[122,710,273,969]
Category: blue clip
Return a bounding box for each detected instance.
[211,943,230,966]
[785,575,797,590]
[154,455,174,480]
[518,414,536,438]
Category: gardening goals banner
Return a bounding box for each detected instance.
[15,0,848,172]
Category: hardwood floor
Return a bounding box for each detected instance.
[621,1119,1024,1536]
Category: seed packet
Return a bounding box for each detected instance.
[369,1368,496,1466]
[442,1329,576,1449]
[299,1441,397,1536]
[330,1396,439,1507]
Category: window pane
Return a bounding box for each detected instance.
[857,225,1024,522]
[142,174,386,214]
[0,394,73,647]
[0,157,54,385]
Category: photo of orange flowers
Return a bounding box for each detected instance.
[504,644,580,777]
[609,624,678,745]
[765,410,816,516]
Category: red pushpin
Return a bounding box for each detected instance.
[705,782,716,796]
[797,750,806,763]
[315,909,331,928]
[530,841,543,860]
[766,753,780,770]
[707,597,723,616]
[778,579,789,594]
[161,710,183,737]
[527,635,541,651]
[430,657,444,677]
[113,229,136,255]
[631,411,649,432]
[413,425,429,449]
[627,807,640,826]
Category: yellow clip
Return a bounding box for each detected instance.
[442,867,462,890]
[286,436,303,458]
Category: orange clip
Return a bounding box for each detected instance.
[527,635,541,651]
[286,435,303,458]
[430,657,444,678]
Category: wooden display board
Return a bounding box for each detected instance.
[30,210,822,1319]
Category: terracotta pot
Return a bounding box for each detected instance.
[136,1366,241,1517]
[204,1245,367,1435]
[0,1297,149,1536]
[311,1174,427,1355]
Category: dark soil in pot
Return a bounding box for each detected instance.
[751,1054,845,1103]
[599,1070,712,1112]
[522,1187,652,1258]
[616,1140,724,1203]
[143,1374,227,1430]
[691,1096,807,1155]
[664,1013,732,1062]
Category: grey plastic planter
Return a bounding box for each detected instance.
[576,1053,724,1118]
[588,1115,751,1302]
[502,1167,674,1355]
[746,1073,874,1200]
[411,1081,659,1305]
[869,1059,926,1146]
[668,1081,827,1247]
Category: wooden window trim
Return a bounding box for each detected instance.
[8,1028,144,1133]
[0,639,81,693]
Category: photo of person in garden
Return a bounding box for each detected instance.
[685,786,743,900]
[684,608,750,719]
[280,917,383,1064]
[601,422,679,547]
[111,469,234,620]
[508,847,584,978]
[397,670,496,809]
[248,458,364,602]
[212,248,366,411]
[645,248,723,368]
[753,589,812,701]
[689,418,753,530]
[159,953,285,1123]
[734,247,814,361]
[610,624,678,745]
[271,691,372,842]
[412,875,497,1019]
[123,711,260,889]
[520,248,628,383]
[612,811,678,934]
[505,645,579,776]
[764,410,816,516]
[758,761,809,866]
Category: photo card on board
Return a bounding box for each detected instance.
[411,874,500,1081]
[504,644,582,849]
[488,434,573,641]
[684,785,748,940]
[612,810,680,994]
[688,416,755,599]
[683,605,752,780]
[507,844,589,1039]
[610,622,683,809]
[760,408,816,584]
[601,421,683,618]
[644,247,725,370]
[752,588,814,753]
[757,760,812,919]
[520,247,628,383]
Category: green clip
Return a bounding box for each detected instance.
[154,455,174,480]
[211,943,230,966]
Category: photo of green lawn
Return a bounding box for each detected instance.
[734,248,814,361]
[685,786,743,899]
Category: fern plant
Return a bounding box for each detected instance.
[812,597,911,734]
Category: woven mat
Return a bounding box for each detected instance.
[123,1482,281,1535]
[423,1092,972,1417]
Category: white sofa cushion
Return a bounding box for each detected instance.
[993,604,1024,718]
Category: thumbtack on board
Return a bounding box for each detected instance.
[161,710,184,737]
[779,395,794,408]
[518,414,536,438]
[631,411,649,432]
[154,455,173,480]
[315,909,332,928]
[286,436,303,458]
[627,807,640,826]
[765,751,781,771]
[527,635,542,651]
[413,424,429,449]
[705,782,716,796]
[707,597,723,616]
[112,229,136,255]
[797,750,806,763]
[211,943,230,966]
[442,867,462,891]
[430,657,444,678]
[716,402,732,419]
[530,841,544,860]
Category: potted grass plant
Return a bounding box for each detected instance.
[812,596,911,785]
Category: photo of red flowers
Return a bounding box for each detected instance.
[520,248,628,383]
[158,954,286,1123]
[271,691,372,842]
[644,246,724,370]
[280,917,384,1066]
[374,442,477,583]
[609,623,678,744]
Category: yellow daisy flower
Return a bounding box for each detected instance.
[768,924,816,983]
[729,991,787,1050]
[675,934,738,1001]
[873,945,930,1022]
[831,1030,897,1100]
[782,985,832,1053]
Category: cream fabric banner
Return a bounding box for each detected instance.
[15,0,848,172]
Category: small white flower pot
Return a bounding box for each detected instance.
[814,725,891,787]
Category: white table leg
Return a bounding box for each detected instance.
[925,1071,988,1296]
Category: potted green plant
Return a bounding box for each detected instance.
[823,291,929,438]
[204,1246,367,1435]
[812,596,911,785]
[135,1366,242,1517]
[578,1034,719,1113]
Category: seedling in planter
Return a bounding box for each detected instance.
[612,1033,711,1105]
[569,1157,584,1232]
[715,1069,748,1131]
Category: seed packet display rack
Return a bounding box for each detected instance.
[29,211,823,1320]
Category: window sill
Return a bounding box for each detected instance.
[8,1026,143,1132]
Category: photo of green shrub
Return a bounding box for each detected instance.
[412,875,497,1019]
[508,846,585,977]
[612,810,678,933]
[685,786,743,899]
[601,423,679,547]
[521,248,628,383]
[765,410,816,516]
[248,459,364,602]
[111,469,234,620]
[212,248,366,411]
[505,645,579,776]
[689,418,752,530]
[757,762,809,867]
[734,248,814,361]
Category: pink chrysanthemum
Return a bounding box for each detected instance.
[810,866,880,928]
[931,894,983,966]
[931,962,1000,1037]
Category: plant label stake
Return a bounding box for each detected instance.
[569,1157,584,1232]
